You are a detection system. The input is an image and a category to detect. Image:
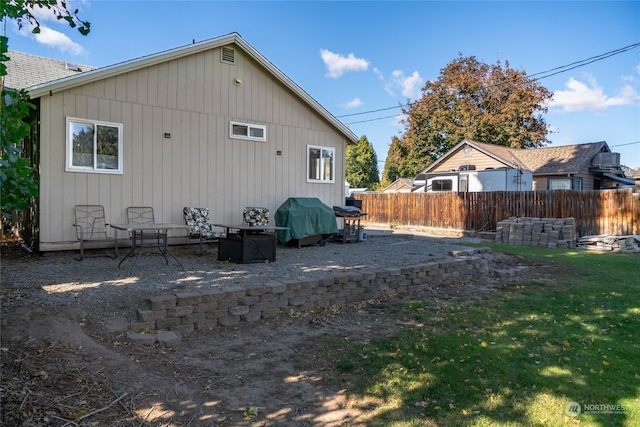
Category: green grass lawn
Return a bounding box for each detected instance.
[321,245,640,426]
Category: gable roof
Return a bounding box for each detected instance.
[3,50,97,91]
[7,32,358,144]
[383,178,413,192]
[513,141,609,174]
[420,139,610,176]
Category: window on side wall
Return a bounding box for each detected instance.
[549,178,582,190]
[66,117,123,174]
[307,145,335,183]
[229,121,266,142]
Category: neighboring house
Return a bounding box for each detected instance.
[414,139,633,192]
[382,178,413,193]
[5,33,358,251]
[634,168,640,193]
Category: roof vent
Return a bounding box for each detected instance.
[221,46,236,65]
[65,62,82,72]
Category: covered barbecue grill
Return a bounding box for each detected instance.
[275,197,338,247]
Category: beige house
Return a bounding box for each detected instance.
[415,139,633,192]
[382,178,413,193]
[5,33,358,251]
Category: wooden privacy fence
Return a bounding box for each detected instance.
[356,189,640,237]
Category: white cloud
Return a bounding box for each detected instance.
[340,98,363,109]
[12,1,87,55]
[320,49,369,78]
[550,74,639,112]
[389,70,424,99]
[34,26,86,55]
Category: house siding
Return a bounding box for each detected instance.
[38,46,348,250]
[430,147,509,172]
[533,170,596,191]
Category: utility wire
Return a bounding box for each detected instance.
[338,42,640,124]
[611,140,640,147]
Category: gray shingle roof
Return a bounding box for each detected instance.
[470,140,608,174]
[3,50,97,91]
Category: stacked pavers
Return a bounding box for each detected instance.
[129,249,493,343]
[495,217,576,248]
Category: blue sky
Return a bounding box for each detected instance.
[5,1,640,171]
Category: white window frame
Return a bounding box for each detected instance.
[229,121,266,142]
[549,177,582,190]
[65,117,123,174]
[307,145,335,183]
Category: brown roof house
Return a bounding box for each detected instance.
[382,178,413,193]
[414,139,633,192]
[5,33,358,251]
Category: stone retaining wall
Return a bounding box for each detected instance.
[130,248,492,339]
[495,217,576,248]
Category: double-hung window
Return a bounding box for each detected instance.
[307,145,335,183]
[66,117,123,174]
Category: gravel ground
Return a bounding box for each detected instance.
[1,229,485,317]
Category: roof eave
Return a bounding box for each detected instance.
[26,32,358,144]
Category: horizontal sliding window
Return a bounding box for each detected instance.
[66,117,123,174]
[230,121,266,142]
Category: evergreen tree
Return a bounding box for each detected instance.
[346,135,379,189]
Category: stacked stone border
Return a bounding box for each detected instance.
[495,217,577,249]
[128,248,495,345]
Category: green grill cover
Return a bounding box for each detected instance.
[275,197,338,243]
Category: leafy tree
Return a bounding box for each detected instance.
[1,1,90,221]
[381,135,427,186]
[346,135,379,189]
[384,55,553,178]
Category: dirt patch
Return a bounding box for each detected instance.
[1,237,552,426]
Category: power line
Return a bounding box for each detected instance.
[345,114,400,125]
[611,140,640,147]
[528,42,640,80]
[338,42,640,124]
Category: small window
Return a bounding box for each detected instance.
[307,145,335,183]
[572,178,583,190]
[549,179,570,190]
[432,179,453,191]
[549,178,582,190]
[229,121,266,142]
[66,117,123,174]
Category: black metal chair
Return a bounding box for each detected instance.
[73,205,118,260]
[126,206,167,251]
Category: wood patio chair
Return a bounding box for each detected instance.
[73,205,119,260]
[126,206,167,250]
[183,207,225,255]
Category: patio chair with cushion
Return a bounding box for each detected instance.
[183,207,225,254]
[73,205,119,260]
[126,206,167,250]
[243,207,270,226]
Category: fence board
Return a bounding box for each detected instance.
[357,189,639,237]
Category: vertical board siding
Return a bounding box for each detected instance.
[358,190,639,237]
[38,45,349,248]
